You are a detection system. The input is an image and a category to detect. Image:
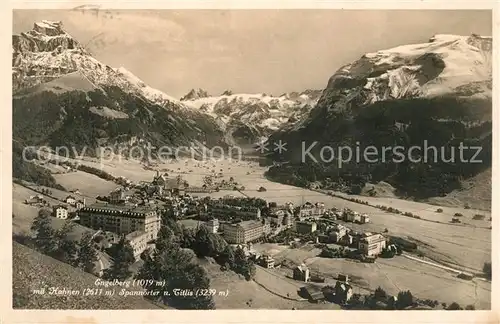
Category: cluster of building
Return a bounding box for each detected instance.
[294,264,354,304]
[201,201,262,220]
[285,210,386,257]
[340,208,370,224]
[52,195,87,220]
[199,200,296,244]
[24,194,48,207]
[297,202,326,220]
[64,195,86,209]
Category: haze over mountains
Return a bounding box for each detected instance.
[12,20,492,205]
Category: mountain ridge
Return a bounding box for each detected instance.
[267,33,492,202]
[181,89,323,143]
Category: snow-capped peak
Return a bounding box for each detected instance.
[322,33,492,116]
[181,89,322,136]
[114,67,183,106]
[180,88,211,101]
[12,21,189,111]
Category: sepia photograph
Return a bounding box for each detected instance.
[9,7,494,314]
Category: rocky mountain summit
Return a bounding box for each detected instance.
[13,20,184,109]
[12,20,226,157]
[180,88,211,101]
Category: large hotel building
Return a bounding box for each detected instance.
[78,203,161,259]
[222,220,267,244]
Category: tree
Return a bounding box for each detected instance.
[192,225,227,258]
[136,245,215,309]
[103,237,135,280]
[380,247,395,258]
[168,262,216,309]
[156,226,178,251]
[140,248,152,262]
[76,232,98,274]
[31,209,57,255]
[180,227,196,249]
[396,290,414,309]
[208,233,227,257]
[232,246,255,280]
[203,175,213,187]
[218,245,235,269]
[465,304,475,310]
[52,221,78,265]
[245,260,256,281]
[447,302,462,310]
[347,293,363,308]
[233,246,247,272]
[193,226,211,257]
[374,287,387,300]
[483,262,492,280]
[54,239,78,266]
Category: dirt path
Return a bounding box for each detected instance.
[402,253,473,277]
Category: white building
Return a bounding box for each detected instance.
[359,233,387,256]
[203,218,219,234]
[53,205,69,219]
[299,202,325,219]
[126,231,153,260]
[65,195,76,206]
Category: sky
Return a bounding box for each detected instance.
[13,9,492,98]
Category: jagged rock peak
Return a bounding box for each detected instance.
[300,89,323,97]
[180,88,211,101]
[13,20,85,54]
[221,90,233,96]
[33,20,65,36]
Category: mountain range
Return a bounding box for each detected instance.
[13,20,322,147]
[267,33,492,200]
[12,20,492,204]
[181,88,322,143]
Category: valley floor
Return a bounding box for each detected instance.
[12,155,492,309]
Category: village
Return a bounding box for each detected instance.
[20,166,482,309]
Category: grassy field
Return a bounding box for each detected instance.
[12,183,96,240]
[53,170,118,198]
[253,243,491,309]
[197,258,340,309]
[330,191,491,228]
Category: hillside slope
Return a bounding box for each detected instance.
[267,34,492,201]
[12,242,161,309]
